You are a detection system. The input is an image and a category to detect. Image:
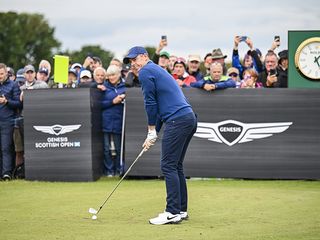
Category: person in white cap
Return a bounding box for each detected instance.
[78,70,93,88]
[187,54,203,81]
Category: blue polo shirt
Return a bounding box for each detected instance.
[139,61,192,126]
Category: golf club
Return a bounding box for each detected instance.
[89,147,147,219]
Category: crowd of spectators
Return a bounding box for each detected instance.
[0,36,288,180]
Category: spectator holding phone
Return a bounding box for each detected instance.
[151,36,170,72]
[270,36,281,52]
[257,50,281,88]
[232,36,263,79]
[158,51,171,72]
[83,55,103,73]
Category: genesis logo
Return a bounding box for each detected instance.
[194,120,293,146]
[33,124,81,136]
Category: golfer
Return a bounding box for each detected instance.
[124,47,197,225]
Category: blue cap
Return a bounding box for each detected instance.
[123,46,148,64]
[38,67,49,75]
[68,68,78,77]
[16,68,25,83]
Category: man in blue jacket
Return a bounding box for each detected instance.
[0,63,22,180]
[124,47,197,225]
[191,62,236,91]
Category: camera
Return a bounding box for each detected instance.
[274,36,280,47]
[269,68,277,76]
[240,36,247,42]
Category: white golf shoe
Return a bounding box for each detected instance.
[149,212,182,225]
[180,211,189,220]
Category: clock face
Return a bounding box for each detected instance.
[295,37,320,80]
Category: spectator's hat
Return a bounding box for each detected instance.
[16,68,25,83]
[173,57,187,69]
[204,53,212,60]
[227,67,239,76]
[92,56,102,64]
[278,50,288,65]
[38,67,49,76]
[71,63,82,69]
[6,67,15,77]
[212,48,227,59]
[159,51,170,59]
[24,64,35,73]
[188,54,201,62]
[80,70,92,79]
[278,50,288,60]
[123,46,148,64]
[68,68,78,77]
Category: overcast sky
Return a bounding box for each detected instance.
[1,0,319,62]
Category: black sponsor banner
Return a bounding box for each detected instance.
[24,88,103,181]
[125,88,320,179]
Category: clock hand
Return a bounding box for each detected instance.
[314,56,320,67]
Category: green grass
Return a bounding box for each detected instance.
[0,178,319,240]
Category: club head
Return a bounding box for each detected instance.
[89,208,98,214]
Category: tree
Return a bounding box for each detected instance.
[0,12,60,70]
[145,46,156,58]
[63,45,114,68]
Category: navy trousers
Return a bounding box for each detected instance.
[0,121,14,176]
[103,133,123,176]
[161,112,197,214]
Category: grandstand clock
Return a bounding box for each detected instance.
[295,37,320,80]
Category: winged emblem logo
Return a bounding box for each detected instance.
[194,120,293,146]
[33,124,81,136]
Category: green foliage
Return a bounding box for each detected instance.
[0,11,60,70]
[144,46,156,58]
[61,45,114,68]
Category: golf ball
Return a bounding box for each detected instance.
[92,215,97,220]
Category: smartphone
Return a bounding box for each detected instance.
[87,52,93,58]
[274,36,280,42]
[240,36,247,42]
[269,68,277,76]
[161,35,167,41]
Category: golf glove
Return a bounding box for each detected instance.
[143,129,157,149]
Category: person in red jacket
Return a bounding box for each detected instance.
[171,58,196,88]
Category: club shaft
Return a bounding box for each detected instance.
[96,148,146,214]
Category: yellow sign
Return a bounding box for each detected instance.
[54,55,69,84]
